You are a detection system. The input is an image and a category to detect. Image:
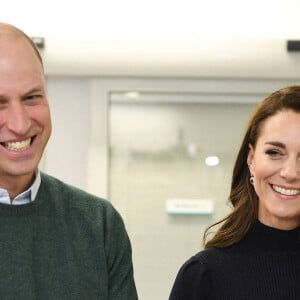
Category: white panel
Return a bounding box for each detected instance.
[43,77,90,190]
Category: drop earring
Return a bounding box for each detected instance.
[250,174,254,185]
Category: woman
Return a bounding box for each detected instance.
[169,86,300,300]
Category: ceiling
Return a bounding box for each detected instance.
[2,0,300,78]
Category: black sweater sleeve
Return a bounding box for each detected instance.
[169,255,214,300]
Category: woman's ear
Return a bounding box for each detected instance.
[247,144,255,174]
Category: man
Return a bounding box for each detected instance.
[0,22,138,299]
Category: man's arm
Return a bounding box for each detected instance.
[104,204,138,300]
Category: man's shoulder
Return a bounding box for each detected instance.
[39,172,114,213]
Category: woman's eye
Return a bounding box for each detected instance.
[265,149,281,157]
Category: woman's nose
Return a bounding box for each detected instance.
[280,158,300,181]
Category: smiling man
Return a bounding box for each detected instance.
[0,24,51,202]
[0,22,138,300]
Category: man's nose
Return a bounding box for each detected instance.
[6,103,31,135]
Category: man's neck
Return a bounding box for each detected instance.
[0,172,36,200]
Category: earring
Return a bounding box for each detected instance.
[250,174,254,185]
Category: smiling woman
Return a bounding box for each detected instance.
[248,110,300,230]
[169,86,300,300]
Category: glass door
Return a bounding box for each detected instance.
[108,92,256,300]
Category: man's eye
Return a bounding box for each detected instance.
[26,95,41,102]
[27,95,38,100]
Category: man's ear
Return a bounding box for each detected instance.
[247,144,255,174]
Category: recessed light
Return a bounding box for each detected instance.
[205,156,219,166]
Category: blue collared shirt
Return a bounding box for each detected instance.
[0,170,41,205]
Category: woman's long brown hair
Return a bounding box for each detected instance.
[204,86,300,249]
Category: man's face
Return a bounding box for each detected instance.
[0,36,52,187]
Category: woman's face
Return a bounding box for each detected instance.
[247,110,300,230]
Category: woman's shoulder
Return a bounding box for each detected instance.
[182,247,225,272]
[169,248,223,299]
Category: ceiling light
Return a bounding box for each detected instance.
[205,156,219,166]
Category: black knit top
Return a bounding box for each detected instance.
[169,221,300,300]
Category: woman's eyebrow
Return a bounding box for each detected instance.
[265,141,286,148]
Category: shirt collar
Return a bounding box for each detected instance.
[0,170,41,205]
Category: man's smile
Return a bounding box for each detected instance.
[1,137,33,152]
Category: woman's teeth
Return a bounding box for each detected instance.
[272,185,300,196]
[4,138,31,151]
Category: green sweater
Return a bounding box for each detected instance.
[0,173,138,300]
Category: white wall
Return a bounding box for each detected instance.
[43,76,300,209]
[43,77,300,299]
[43,77,90,190]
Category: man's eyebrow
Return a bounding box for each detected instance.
[0,86,45,98]
[265,141,286,148]
[25,86,44,94]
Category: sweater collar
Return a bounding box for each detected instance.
[238,220,300,252]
